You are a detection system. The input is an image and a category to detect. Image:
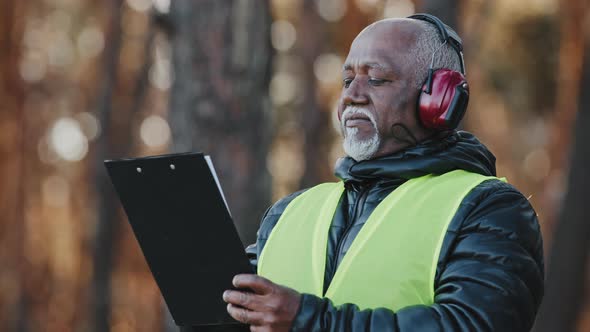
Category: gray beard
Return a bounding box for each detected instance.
[342,127,380,161]
[340,107,381,161]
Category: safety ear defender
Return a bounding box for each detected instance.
[408,13,469,130]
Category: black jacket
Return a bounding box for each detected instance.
[247,131,544,331]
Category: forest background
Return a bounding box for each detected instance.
[0,0,589,331]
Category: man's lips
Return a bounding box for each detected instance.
[344,115,371,127]
[345,119,371,127]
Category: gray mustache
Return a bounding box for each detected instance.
[341,107,377,129]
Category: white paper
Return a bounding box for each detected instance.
[204,155,231,216]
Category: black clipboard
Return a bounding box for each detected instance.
[105,152,252,328]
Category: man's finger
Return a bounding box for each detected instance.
[226,303,265,325]
[232,274,274,294]
[223,290,259,310]
[249,326,270,332]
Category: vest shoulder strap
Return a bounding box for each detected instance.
[257,181,344,295]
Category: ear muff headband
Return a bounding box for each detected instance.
[407,13,466,75]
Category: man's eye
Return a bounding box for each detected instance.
[369,78,388,86]
[343,78,353,88]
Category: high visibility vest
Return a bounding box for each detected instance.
[257,170,501,312]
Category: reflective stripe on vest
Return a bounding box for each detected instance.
[257,170,501,312]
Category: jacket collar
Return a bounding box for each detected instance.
[335,131,496,183]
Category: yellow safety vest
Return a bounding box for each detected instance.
[258,170,501,311]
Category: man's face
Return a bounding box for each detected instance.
[338,20,423,161]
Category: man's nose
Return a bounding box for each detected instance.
[341,79,369,105]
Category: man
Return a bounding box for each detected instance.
[222,15,544,331]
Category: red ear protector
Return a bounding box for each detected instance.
[408,14,469,130]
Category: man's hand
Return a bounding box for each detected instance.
[223,274,301,332]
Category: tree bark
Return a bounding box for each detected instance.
[533,26,590,332]
[90,1,124,331]
[167,0,273,245]
[0,0,27,330]
[540,0,586,249]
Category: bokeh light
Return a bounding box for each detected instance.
[523,148,551,181]
[75,112,101,141]
[313,53,343,85]
[126,0,152,13]
[316,0,348,22]
[267,137,305,191]
[38,136,60,165]
[77,25,105,59]
[383,0,415,18]
[23,18,44,50]
[149,59,172,90]
[48,33,76,68]
[140,115,171,148]
[152,0,170,13]
[19,51,47,83]
[271,20,297,52]
[355,0,381,14]
[270,72,298,106]
[149,38,173,90]
[49,117,89,162]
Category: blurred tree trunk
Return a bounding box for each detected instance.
[167,0,272,246]
[0,1,27,330]
[165,0,273,321]
[417,0,459,30]
[298,0,333,189]
[90,1,124,331]
[533,26,590,332]
[541,0,586,249]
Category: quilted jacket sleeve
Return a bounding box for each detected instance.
[288,180,545,332]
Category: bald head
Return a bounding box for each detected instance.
[347,19,424,82]
[355,18,423,45]
[350,18,462,88]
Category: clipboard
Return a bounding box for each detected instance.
[105,152,252,328]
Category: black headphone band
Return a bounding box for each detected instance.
[408,13,466,75]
